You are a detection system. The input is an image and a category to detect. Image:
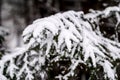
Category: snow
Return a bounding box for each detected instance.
[100,60,115,80]
[0,74,7,80]
[1,6,120,80]
[115,12,120,42]
[58,29,79,51]
[103,6,120,17]
[6,60,19,78]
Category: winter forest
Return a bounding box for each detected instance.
[0,0,120,80]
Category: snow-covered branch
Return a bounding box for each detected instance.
[0,6,120,80]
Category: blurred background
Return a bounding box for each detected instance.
[0,0,119,49]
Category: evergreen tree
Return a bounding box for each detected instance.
[0,6,120,80]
